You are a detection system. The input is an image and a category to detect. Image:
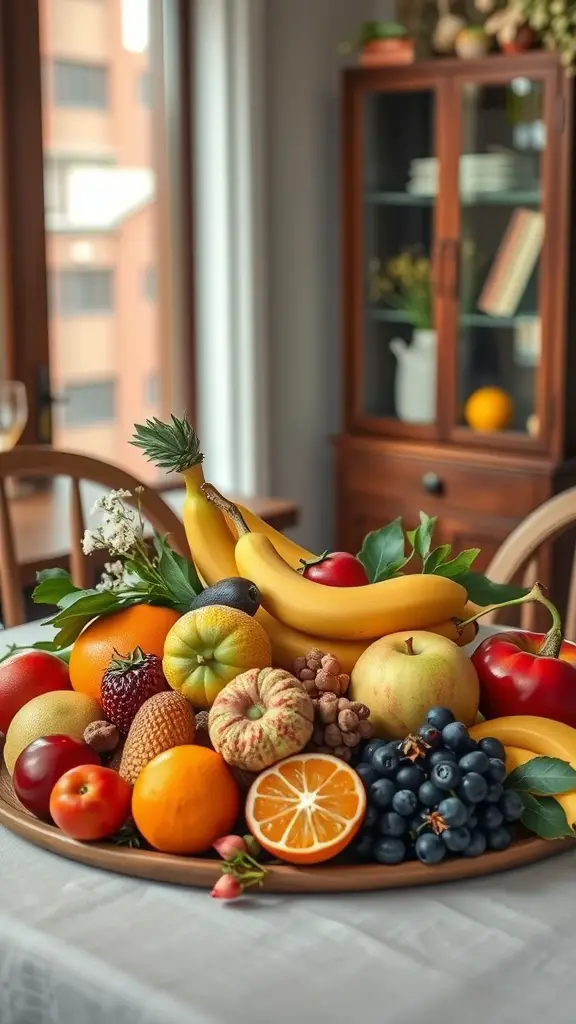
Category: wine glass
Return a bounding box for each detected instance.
[0,380,28,451]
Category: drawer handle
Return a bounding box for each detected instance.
[421,472,444,496]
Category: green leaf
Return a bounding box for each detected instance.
[506,756,576,796]
[434,548,480,579]
[33,570,80,607]
[406,512,437,561]
[520,792,575,840]
[152,533,200,609]
[49,591,122,627]
[423,544,451,573]
[357,518,406,583]
[455,571,530,606]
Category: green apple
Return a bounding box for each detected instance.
[349,630,479,739]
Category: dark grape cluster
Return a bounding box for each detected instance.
[351,707,524,867]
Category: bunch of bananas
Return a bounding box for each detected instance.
[132,416,474,673]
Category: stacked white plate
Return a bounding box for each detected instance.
[407,153,539,197]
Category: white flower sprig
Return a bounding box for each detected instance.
[81,487,166,595]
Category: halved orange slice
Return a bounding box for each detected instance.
[245,753,366,865]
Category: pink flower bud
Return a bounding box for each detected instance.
[211,874,243,900]
[213,834,247,860]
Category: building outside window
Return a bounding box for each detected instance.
[53,61,109,109]
[55,269,114,315]
[63,379,116,426]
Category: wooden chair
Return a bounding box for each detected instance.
[483,487,576,636]
[0,446,188,628]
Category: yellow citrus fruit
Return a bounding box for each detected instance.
[162,605,272,709]
[69,605,181,701]
[464,387,514,433]
[131,744,240,854]
[4,691,102,775]
[245,753,366,864]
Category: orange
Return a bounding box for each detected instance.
[464,386,514,433]
[69,604,181,701]
[131,744,240,855]
[245,753,366,865]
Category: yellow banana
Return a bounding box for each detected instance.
[226,505,316,569]
[471,716,576,766]
[180,464,238,585]
[504,745,576,830]
[234,531,468,641]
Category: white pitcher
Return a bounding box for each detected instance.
[390,328,437,424]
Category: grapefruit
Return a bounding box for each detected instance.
[69,604,181,701]
[4,690,102,775]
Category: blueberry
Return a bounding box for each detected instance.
[442,826,472,853]
[487,758,507,784]
[500,790,524,822]
[396,764,426,792]
[364,804,379,829]
[372,748,401,778]
[418,725,441,749]
[418,780,444,809]
[428,748,457,768]
[463,829,487,857]
[459,750,490,776]
[485,783,504,804]
[478,737,506,761]
[392,789,418,817]
[441,721,473,754]
[467,812,478,829]
[379,811,407,838]
[362,739,387,762]
[427,707,455,731]
[415,832,447,865]
[373,837,406,865]
[431,762,462,790]
[355,763,379,791]
[369,778,396,809]
[458,772,488,805]
[351,828,374,860]
[479,805,504,832]
[487,826,512,852]
[438,796,468,828]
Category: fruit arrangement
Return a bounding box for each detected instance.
[1,416,576,902]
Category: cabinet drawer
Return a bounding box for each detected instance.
[340,447,545,519]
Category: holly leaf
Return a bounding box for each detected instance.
[423,545,451,573]
[357,518,407,583]
[454,571,530,606]
[520,792,575,840]
[433,548,480,579]
[33,569,81,607]
[406,512,437,561]
[505,756,576,796]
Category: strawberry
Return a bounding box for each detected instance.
[101,648,169,735]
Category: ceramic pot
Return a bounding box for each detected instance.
[359,38,415,66]
[390,328,436,424]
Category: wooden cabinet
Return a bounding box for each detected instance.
[337,53,576,589]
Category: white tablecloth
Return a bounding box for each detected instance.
[1,622,575,1024]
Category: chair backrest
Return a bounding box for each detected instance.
[484,487,576,636]
[0,446,188,628]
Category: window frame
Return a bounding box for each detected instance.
[0,0,196,447]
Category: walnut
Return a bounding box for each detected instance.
[83,720,120,754]
[293,649,350,699]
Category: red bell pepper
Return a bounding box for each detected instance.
[470,585,576,728]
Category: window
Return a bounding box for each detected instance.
[55,269,114,315]
[53,61,108,109]
[44,156,116,218]
[142,265,156,301]
[138,71,151,107]
[64,380,116,426]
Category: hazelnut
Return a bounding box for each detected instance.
[83,720,120,754]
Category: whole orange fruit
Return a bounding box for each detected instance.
[464,386,514,433]
[69,605,181,701]
[132,745,240,854]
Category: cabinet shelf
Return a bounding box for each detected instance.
[366,190,541,207]
[370,308,538,329]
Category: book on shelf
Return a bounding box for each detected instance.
[478,208,544,318]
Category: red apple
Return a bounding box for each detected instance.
[0,651,71,733]
[13,734,100,821]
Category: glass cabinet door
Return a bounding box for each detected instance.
[454,76,547,442]
[362,87,439,429]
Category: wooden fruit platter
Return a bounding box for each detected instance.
[0,764,571,893]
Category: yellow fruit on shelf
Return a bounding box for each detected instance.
[464,386,514,433]
[234,531,468,641]
[163,604,272,709]
[504,745,576,830]
[4,690,102,775]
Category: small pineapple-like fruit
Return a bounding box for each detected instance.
[293,649,350,699]
[101,648,169,736]
[119,691,196,785]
